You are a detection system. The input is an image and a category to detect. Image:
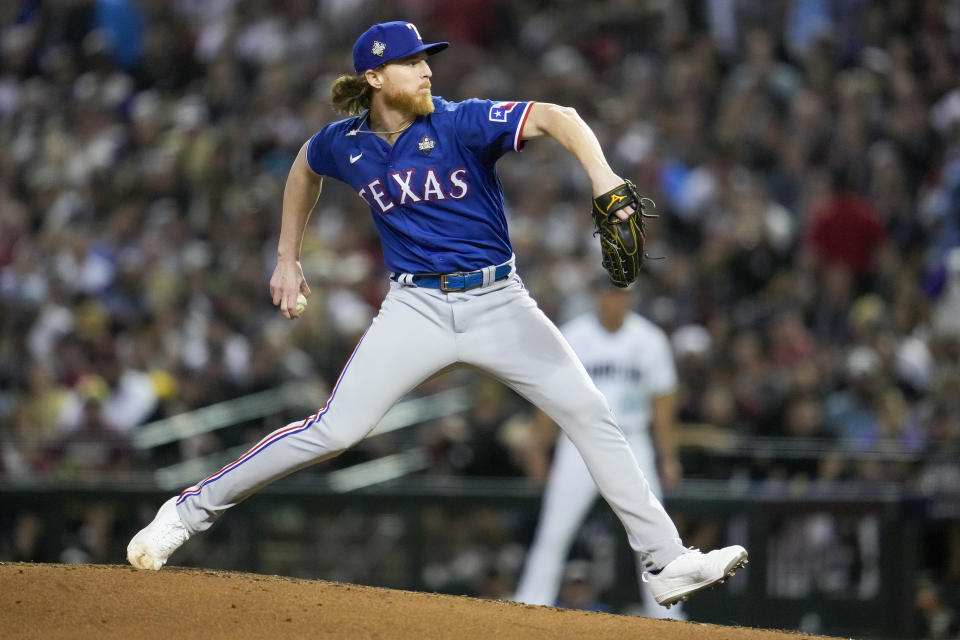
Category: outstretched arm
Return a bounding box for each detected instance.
[521,102,631,213]
[271,141,323,319]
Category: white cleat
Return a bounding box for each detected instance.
[644,545,748,608]
[126,497,191,570]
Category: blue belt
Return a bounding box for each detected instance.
[391,264,513,292]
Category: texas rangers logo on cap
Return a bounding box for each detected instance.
[488,102,517,122]
[352,21,449,73]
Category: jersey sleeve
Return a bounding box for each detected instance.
[305,125,341,179]
[452,99,535,161]
[643,329,678,397]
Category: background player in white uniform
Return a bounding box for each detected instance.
[515,281,685,618]
[126,20,746,608]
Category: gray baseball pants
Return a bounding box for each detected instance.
[175,277,686,571]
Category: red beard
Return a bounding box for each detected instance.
[383,85,434,116]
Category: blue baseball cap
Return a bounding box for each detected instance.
[353,21,449,73]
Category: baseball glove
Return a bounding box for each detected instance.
[591,179,655,287]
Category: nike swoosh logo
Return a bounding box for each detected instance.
[349,153,363,164]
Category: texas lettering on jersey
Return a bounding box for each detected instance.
[359,168,469,213]
[305,97,533,273]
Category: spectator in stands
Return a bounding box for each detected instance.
[804,166,887,288]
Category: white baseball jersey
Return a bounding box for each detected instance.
[562,312,677,438]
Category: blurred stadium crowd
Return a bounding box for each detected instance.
[1,0,960,634]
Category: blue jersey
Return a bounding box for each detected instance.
[306,97,534,274]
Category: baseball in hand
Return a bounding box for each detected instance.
[295,293,308,316]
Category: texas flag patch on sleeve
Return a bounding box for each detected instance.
[488,102,518,122]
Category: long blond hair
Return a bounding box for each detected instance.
[330,74,373,115]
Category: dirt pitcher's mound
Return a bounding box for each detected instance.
[1,562,834,639]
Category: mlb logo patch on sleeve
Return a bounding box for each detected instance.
[488,102,518,122]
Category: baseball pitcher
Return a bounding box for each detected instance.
[127,20,747,609]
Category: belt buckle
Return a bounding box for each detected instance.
[439,272,464,292]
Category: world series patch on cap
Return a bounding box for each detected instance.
[352,21,449,73]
